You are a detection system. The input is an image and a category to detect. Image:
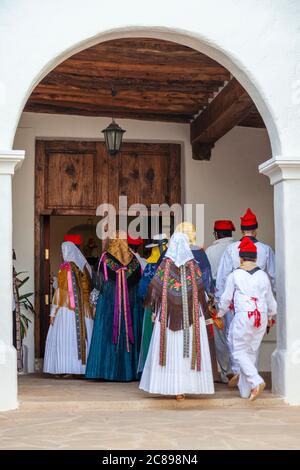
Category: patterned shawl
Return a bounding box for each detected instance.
[145,257,207,371]
[145,257,207,332]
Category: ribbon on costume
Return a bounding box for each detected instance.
[248,297,261,328]
[60,262,86,363]
[112,267,134,352]
[159,258,171,367]
[180,264,190,358]
[97,252,108,281]
[60,262,76,309]
[189,260,201,372]
[71,268,86,364]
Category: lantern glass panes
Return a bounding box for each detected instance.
[102,119,126,156]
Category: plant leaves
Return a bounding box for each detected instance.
[18,276,30,288]
[19,293,34,300]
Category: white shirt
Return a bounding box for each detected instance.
[218,268,277,317]
[205,237,234,280]
[216,239,275,298]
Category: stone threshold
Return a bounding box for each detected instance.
[18,395,283,412]
[16,374,284,412]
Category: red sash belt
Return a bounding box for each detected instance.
[248,297,261,328]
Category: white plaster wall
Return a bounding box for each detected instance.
[1,0,300,157]
[13,112,274,372]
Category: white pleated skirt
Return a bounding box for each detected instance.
[139,315,215,395]
[43,307,94,375]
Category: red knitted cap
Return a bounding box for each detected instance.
[240,208,258,230]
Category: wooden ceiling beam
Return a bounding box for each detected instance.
[238,106,266,128]
[192,142,215,161]
[190,78,254,160]
[56,61,230,82]
[28,93,205,114]
[39,72,224,93]
[24,101,192,122]
[32,85,211,104]
[73,38,230,69]
[25,98,196,115]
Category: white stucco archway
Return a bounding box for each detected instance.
[1,0,300,409]
[0,27,283,153]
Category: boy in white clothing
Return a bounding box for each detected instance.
[217,237,277,401]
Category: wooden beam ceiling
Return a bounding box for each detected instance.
[190,78,257,160]
[25,38,230,122]
[238,106,266,128]
[24,38,265,134]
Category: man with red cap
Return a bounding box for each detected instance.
[206,220,236,383]
[216,209,275,297]
[217,237,277,401]
[206,220,236,280]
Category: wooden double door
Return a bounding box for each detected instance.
[35,140,181,357]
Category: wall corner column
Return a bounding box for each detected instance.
[0,150,25,411]
[259,156,300,405]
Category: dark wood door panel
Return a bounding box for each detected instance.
[139,153,167,206]
[36,140,181,213]
[46,151,96,209]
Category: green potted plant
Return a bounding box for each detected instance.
[16,272,35,340]
[14,271,35,373]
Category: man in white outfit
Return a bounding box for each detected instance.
[206,220,236,383]
[217,237,277,401]
[216,208,275,295]
[215,208,276,385]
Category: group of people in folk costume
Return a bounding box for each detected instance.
[205,208,276,399]
[44,208,277,402]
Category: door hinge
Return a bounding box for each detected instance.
[45,248,49,260]
[45,294,49,305]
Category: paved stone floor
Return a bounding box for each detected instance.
[0,375,300,450]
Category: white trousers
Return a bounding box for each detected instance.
[228,311,267,398]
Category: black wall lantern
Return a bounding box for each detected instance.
[102,87,126,156]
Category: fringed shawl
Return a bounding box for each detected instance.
[145,257,209,371]
[145,257,208,332]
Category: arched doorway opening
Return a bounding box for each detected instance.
[12,35,276,399]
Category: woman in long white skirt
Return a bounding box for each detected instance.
[43,240,94,375]
[139,233,214,399]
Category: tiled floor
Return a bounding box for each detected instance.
[0,375,299,450]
